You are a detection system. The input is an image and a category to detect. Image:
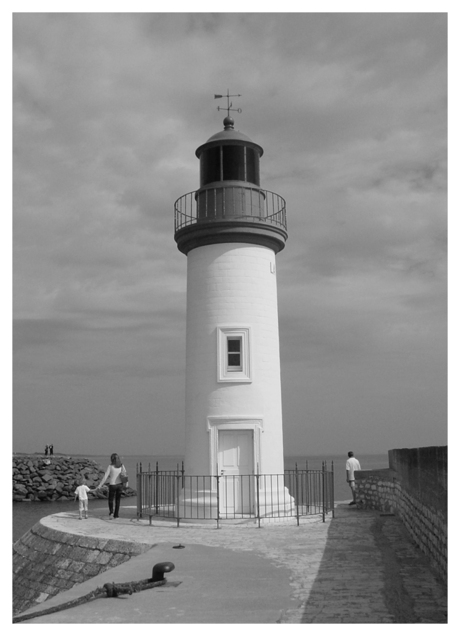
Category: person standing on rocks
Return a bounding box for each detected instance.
[346,451,361,506]
[49,444,54,455]
[44,445,48,456]
[96,453,127,519]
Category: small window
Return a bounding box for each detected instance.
[218,327,251,382]
[227,337,242,370]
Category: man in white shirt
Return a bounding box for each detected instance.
[346,451,361,506]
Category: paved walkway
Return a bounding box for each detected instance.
[15,502,447,623]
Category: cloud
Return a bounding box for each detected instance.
[13,13,447,455]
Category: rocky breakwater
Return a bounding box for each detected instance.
[13,454,136,502]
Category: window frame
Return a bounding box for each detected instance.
[226,336,243,371]
[217,327,252,382]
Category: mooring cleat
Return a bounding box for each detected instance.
[150,561,175,582]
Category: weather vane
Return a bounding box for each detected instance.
[214,89,242,117]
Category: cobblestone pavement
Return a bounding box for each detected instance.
[20,502,447,623]
[279,506,447,623]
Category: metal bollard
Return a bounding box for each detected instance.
[150,561,175,582]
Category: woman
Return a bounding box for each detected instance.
[96,453,127,519]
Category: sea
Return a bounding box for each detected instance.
[12,452,389,543]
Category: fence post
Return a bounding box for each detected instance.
[305,460,310,512]
[322,461,326,522]
[216,473,221,530]
[256,471,260,528]
[141,462,144,519]
[136,463,141,520]
[175,468,180,528]
[154,461,159,514]
[147,465,151,515]
[295,463,300,526]
[331,460,335,518]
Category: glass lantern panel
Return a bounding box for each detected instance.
[246,147,260,185]
[222,146,245,181]
[200,146,221,185]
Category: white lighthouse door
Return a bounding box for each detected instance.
[218,430,254,515]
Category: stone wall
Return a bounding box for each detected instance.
[13,454,135,502]
[13,519,154,616]
[355,446,447,583]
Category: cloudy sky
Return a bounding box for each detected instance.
[13,12,447,458]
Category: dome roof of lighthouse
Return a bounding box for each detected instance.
[196,116,264,157]
[205,127,253,144]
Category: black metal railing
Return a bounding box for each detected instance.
[174,186,287,234]
[137,461,334,528]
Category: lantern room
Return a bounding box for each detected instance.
[174,116,287,255]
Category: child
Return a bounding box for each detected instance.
[74,476,95,520]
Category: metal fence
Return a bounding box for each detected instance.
[136,462,334,528]
[174,187,287,233]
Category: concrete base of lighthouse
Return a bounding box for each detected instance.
[256,483,297,518]
[177,479,296,520]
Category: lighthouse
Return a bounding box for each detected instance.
[174,102,293,516]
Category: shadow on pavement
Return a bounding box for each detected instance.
[297,504,447,624]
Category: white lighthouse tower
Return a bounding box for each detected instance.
[174,103,293,517]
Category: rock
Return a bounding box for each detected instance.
[13,454,135,503]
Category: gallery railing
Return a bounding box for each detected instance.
[174,187,287,233]
[136,461,334,528]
